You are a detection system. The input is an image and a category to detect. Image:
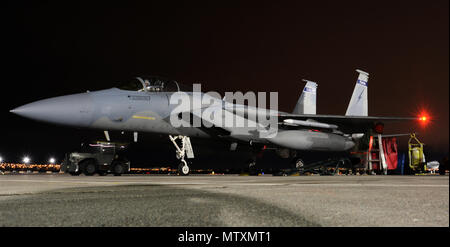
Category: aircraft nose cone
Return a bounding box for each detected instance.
[10,93,94,127]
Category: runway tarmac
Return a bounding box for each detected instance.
[0,174,448,227]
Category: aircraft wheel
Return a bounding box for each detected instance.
[113,162,125,176]
[81,160,97,176]
[69,171,80,176]
[178,160,190,176]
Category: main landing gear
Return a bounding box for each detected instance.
[293,158,305,174]
[169,135,194,176]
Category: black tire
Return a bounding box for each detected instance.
[113,162,125,176]
[98,171,108,176]
[81,160,97,176]
[69,171,81,176]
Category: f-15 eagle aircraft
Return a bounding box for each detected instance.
[11,69,422,175]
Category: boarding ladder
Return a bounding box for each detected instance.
[367,134,388,175]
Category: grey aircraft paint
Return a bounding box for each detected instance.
[10,73,418,157]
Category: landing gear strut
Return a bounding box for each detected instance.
[294,158,305,174]
[169,135,194,176]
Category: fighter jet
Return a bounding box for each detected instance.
[10,70,420,175]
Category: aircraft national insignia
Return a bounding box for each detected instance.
[357,80,368,87]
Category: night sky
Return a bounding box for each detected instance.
[1,1,448,164]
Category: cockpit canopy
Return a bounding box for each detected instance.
[117,76,185,92]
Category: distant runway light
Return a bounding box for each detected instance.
[0,157,3,163]
[49,158,55,164]
[23,156,30,164]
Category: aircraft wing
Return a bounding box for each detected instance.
[278,114,419,133]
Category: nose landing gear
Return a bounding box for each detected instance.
[178,159,190,176]
[169,135,194,176]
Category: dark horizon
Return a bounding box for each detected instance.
[1,1,448,164]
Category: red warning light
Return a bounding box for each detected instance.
[411,105,432,128]
[418,113,429,122]
[417,112,431,127]
[374,122,384,134]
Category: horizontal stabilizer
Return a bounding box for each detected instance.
[381,133,415,138]
[278,113,420,133]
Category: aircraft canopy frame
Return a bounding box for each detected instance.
[117,76,189,92]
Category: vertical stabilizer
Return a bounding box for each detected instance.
[345,69,369,116]
[293,79,317,114]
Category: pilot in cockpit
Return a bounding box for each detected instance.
[133,77,169,92]
[147,80,164,92]
[143,80,150,91]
